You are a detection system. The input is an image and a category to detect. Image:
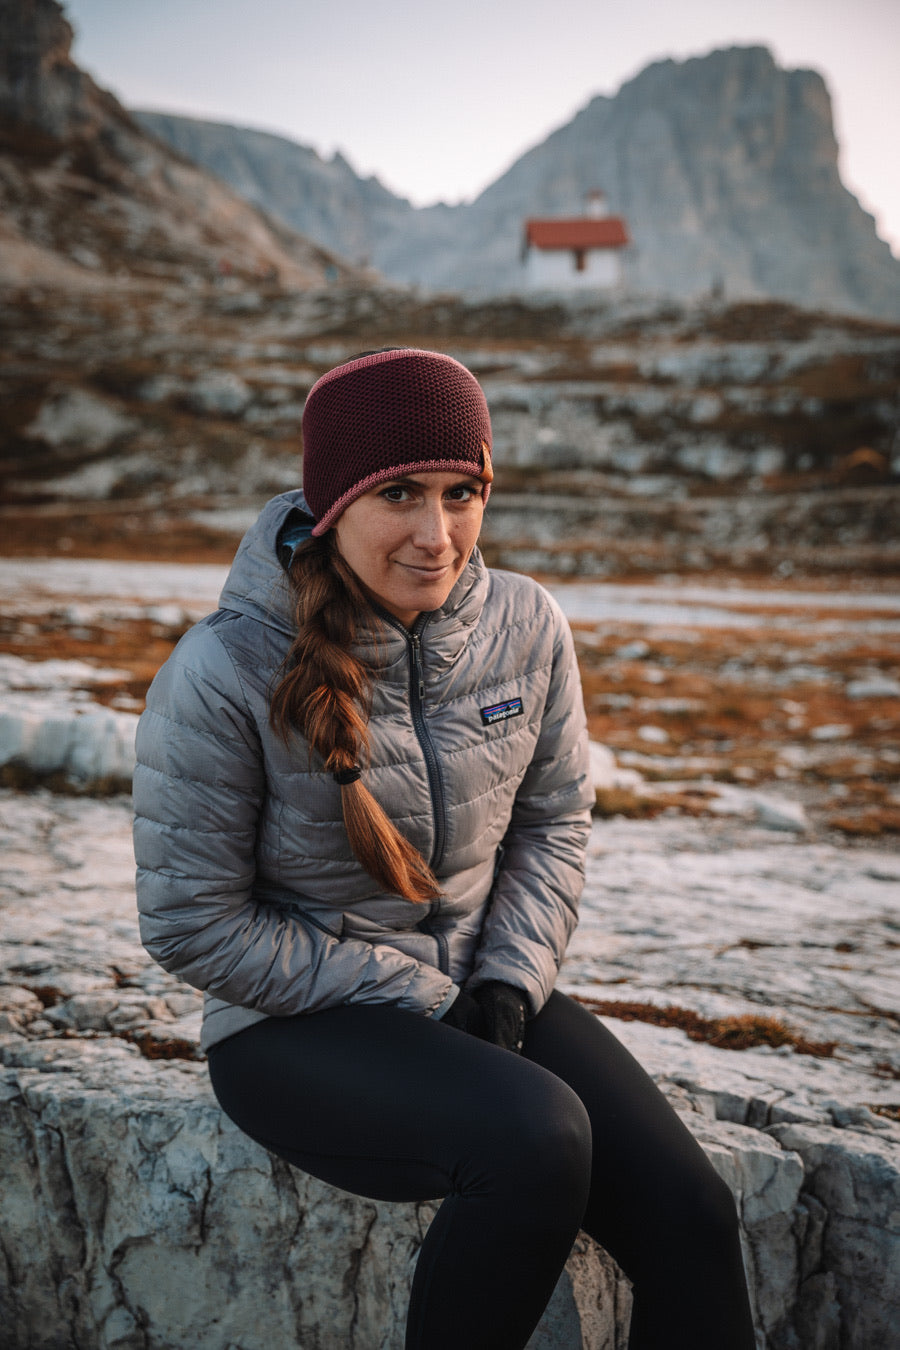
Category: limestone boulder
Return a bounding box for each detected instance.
[0,1043,631,1350]
[1,789,898,1348]
[3,1032,897,1349]
[768,1123,900,1349]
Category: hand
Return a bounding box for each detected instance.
[470,981,528,1054]
[440,988,485,1037]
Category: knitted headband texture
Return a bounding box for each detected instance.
[301,349,493,535]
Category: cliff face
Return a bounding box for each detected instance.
[135,112,413,271]
[0,0,361,288]
[0,0,108,138]
[140,46,900,320]
[455,47,900,317]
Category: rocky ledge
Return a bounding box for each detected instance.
[1,789,898,1349]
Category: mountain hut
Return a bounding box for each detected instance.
[521,190,629,290]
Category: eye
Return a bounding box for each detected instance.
[379,484,413,503]
[445,484,481,502]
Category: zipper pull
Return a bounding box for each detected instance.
[410,633,425,702]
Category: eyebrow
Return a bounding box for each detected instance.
[381,475,482,487]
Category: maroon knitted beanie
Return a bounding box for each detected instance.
[301,348,493,535]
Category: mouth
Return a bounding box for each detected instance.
[395,561,455,577]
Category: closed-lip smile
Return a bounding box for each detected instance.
[332,470,484,626]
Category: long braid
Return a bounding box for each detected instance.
[269,535,441,903]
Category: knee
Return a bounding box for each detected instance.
[495,1075,593,1198]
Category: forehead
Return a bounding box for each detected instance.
[379,471,483,489]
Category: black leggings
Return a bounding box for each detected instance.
[207,991,755,1349]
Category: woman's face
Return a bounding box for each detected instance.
[332,471,485,627]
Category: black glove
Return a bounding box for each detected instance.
[440,988,485,1037]
[470,981,528,1054]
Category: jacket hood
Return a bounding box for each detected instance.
[219,490,307,636]
[218,491,490,665]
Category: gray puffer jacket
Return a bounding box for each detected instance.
[133,491,593,1050]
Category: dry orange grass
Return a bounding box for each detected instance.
[571,995,837,1057]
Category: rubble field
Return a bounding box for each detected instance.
[2,288,898,581]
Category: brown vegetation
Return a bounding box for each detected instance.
[575,616,900,837]
[572,995,837,1057]
[120,1028,204,1061]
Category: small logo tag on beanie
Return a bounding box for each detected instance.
[480,697,523,725]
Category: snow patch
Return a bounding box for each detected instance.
[0,656,136,784]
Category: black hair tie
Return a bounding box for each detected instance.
[333,766,362,786]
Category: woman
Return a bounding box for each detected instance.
[133,348,755,1349]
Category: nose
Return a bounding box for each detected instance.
[412,500,452,553]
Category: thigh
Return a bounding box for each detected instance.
[523,992,727,1253]
[524,990,700,1156]
[207,1003,585,1203]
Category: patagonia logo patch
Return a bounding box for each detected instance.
[480,697,523,726]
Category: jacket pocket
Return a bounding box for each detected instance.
[252,883,345,939]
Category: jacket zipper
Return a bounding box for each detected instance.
[375,610,450,973]
[407,619,447,873]
[410,623,450,973]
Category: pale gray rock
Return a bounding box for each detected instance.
[686,1115,805,1344]
[137,373,189,404]
[0,1045,633,1350]
[15,452,162,502]
[0,657,137,786]
[1,789,898,1347]
[0,656,129,693]
[675,441,749,481]
[0,696,137,784]
[639,342,774,386]
[767,1124,900,1349]
[711,786,810,833]
[564,813,900,1113]
[846,675,900,699]
[187,370,253,418]
[809,724,852,742]
[24,387,137,453]
[589,740,643,792]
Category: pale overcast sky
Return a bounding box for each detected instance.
[63,0,900,256]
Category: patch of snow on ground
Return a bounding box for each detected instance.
[0,655,137,783]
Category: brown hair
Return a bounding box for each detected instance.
[269,534,440,903]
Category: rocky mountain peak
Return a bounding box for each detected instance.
[456,44,899,316]
[0,0,110,141]
[0,0,363,288]
[139,42,900,320]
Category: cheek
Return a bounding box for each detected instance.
[458,509,483,552]
[335,516,393,566]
